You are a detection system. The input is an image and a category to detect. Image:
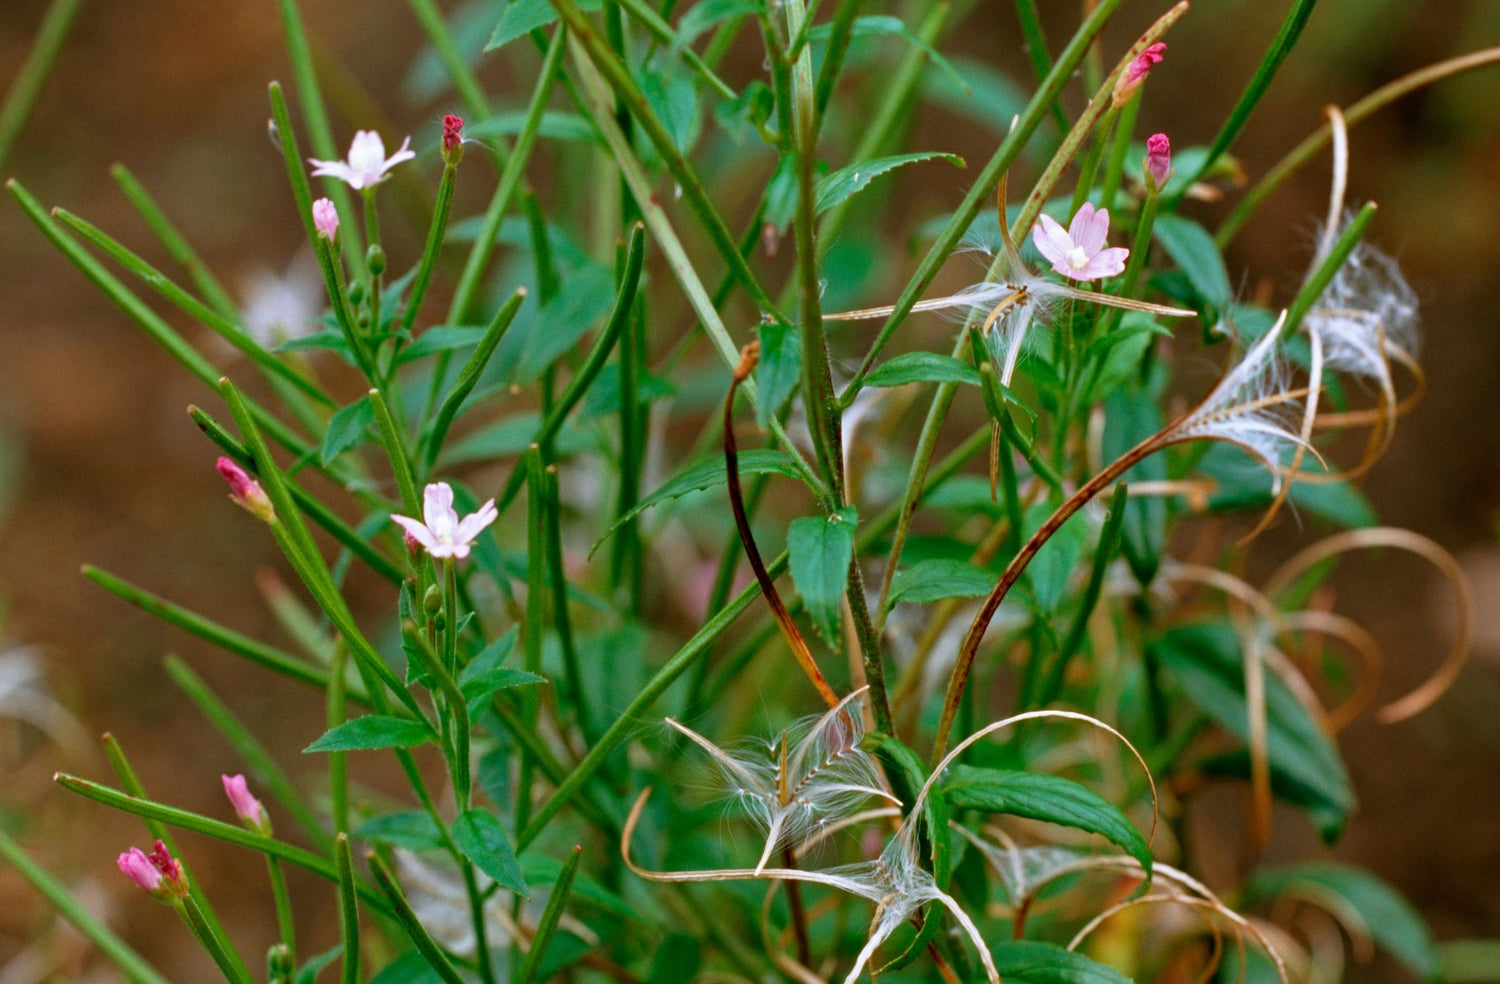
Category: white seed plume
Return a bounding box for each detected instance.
[667,687,898,874]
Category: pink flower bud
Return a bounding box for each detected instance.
[118,840,189,901]
[312,197,339,240]
[1114,42,1165,105]
[216,456,276,524]
[442,114,465,165]
[222,774,271,832]
[1145,132,1172,192]
[117,846,163,894]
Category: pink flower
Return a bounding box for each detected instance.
[117,840,189,900]
[391,482,497,560]
[222,774,271,832]
[1145,132,1172,192]
[1031,203,1130,281]
[312,197,339,240]
[441,114,465,165]
[216,457,275,523]
[1114,42,1165,105]
[309,131,415,191]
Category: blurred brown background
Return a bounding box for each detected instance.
[1,0,1498,980]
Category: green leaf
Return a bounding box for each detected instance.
[638,67,701,157]
[754,320,801,427]
[512,263,616,383]
[814,152,965,215]
[304,715,434,753]
[1243,862,1440,981]
[521,854,638,921]
[276,329,351,358]
[889,558,995,605]
[351,811,445,850]
[1153,213,1232,315]
[787,505,857,644]
[1023,501,1090,614]
[367,951,440,984]
[452,808,528,894]
[295,945,344,984]
[464,112,601,145]
[988,941,1133,984]
[488,0,601,50]
[945,766,1151,877]
[673,0,763,48]
[320,395,374,466]
[808,16,968,94]
[461,667,546,705]
[1103,388,1166,587]
[763,155,799,232]
[461,627,519,683]
[599,448,805,546]
[921,55,1030,136]
[862,351,981,389]
[1198,442,1377,529]
[1150,622,1354,840]
[396,324,489,364]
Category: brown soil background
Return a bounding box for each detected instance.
[1,0,1498,981]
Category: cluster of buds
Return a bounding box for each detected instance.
[117,840,190,902]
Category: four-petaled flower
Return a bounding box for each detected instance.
[222,774,272,833]
[117,840,189,901]
[309,131,415,191]
[391,482,497,560]
[1032,203,1130,281]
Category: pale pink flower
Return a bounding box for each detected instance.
[1031,203,1130,281]
[216,457,275,524]
[309,131,415,191]
[1145,133,1172,192]
[391,482,497,560]
[312,197,339,240]
[117,840,189,900]
[222,774,271,833]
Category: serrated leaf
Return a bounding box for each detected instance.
[1153,213,1231,315]
[320,395,374,466]
[1151,621,1353,840]
[461,667,546,704]
[945,766,1151,877]
[753,320,801,427]
[351,811,445,850]
[1243,862,1440,980]
[304,714,434,753]
[863,351,981,388]
[989,941,1133,984]
[787,505,856,644]
[814,151,965,215]
[452,808,527,894]
[889,558,995,605]
[488,0,601,50]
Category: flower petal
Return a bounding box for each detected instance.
[454,499,498,544]
[1031,213,1073,271]
[391,514,438,551]
[1069,203,1109,254]
[1076,245,1129,280]
[422,482,458,528]
[347,131,386,175]
[383,136,416,171]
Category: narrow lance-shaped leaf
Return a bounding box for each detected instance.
[787,505,857,645]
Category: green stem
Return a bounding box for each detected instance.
[110,164,239,321]
[335,834,361,984]
[367,852,469,984]
[0,0,84,172]
[0,828,171,984]
[268,857,298,964]
[514,846,583,984]
[179,895,256,984]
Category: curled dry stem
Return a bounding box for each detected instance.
[1263,527,1473,723]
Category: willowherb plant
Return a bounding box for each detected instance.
[1,0,1493,982]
